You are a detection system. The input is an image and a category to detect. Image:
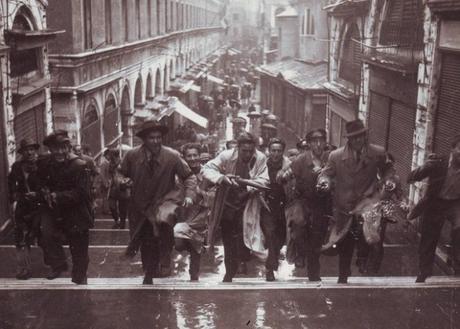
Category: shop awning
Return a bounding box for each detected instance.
[207,74,224,85]
[227,48,242,56]
[169,97,208,128]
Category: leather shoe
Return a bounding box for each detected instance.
[72,277,87,285]
[308,275,322,282]
[337,276,348,284]
[46,266,67,280]
[222,274,233,282]
[143,275,153,285]
[265,270,275,282]
[415,274,429,283]
[190,274,199,282]
[16,269,31,280]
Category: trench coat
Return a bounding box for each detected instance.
[120,145,197,239]
[201,148,270,255]
[318,143,393,250]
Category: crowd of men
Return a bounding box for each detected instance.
[8,113,460,285]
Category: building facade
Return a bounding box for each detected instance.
[0,0,58,225]
[47,0,225,155]
[258,0,328,139]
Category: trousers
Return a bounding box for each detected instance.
[419,199,460,276]
[39,212,89,281]
[221,206,250,278]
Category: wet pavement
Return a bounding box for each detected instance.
[0,286,458,329]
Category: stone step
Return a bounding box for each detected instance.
[93,218,125,229]
[0,228,130,246]
[0,244,428,279]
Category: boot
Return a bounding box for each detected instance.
[265,270,275,282]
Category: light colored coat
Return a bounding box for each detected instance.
[202,148,269,255]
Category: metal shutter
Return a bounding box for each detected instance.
[103,97,120,146]
[81,120,102,155]
[368,92,390,148]
[433,53,460,156]
[14,105,45,151]
[0,88,9,223]
[311,104,326,131]
[387,100,416,192]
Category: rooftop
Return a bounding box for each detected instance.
[258,59,328,91]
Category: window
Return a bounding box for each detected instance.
[83,0,92,49]
[148,0,152,36]
[165,0,169,32]
[379,0,424,48]
[105,0,112,44]
[136,0,141,39]
[301,8,314,35]
[10,8,39,77]
[339,23,362,84]
[157,0,161,34]
[122,0,128,41]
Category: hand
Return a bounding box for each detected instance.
[24,192,37,200]
[183,197,194,208]
[316,180,330,193]
[221,175,239,187]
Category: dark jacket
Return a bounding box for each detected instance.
[37,154,94,231]
[407,155,450,220]
[8,160,43,225]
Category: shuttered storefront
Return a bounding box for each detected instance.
[368,92,390,148]
[433,53,460,156]
[387,101,416,190]
[103,95,120,147]
[311,103,326,131]
[81,104,102,156]
[14,104,45,150]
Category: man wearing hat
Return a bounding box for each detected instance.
[317,119,394,283]
[407,134,460,282]
[279,129,332,281]
[8,139,41,280]
[120,120,197,284]
[37,130,94,284]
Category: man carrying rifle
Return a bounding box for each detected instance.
[202,132,269,282]
[38,130,94,284]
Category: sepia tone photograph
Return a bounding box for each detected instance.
[0,0,459,328]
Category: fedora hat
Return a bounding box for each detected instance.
[344,119,368,137]
[261,123,278,131]
[43,130,71,147]
[17,138,40,153]
[135,120,169,138]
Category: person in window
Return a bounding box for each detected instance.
[408,134,460,283]
[8,139,41,280]
[121,120,197,285]
[38,130,94,284]
[317,120,395,283]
